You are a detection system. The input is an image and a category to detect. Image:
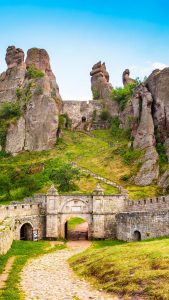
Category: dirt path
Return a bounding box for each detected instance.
[21,242,118,300]
[0,256,15,289]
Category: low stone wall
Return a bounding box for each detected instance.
[116,210,169,241]
[0,218,14,255]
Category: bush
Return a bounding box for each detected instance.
[92,87,99,100]
[112,82,137,111]
[59,114,72,129]
[155,128,168,173]
[0,102,21,120]
[34,85,43,95]
[100,109,111,121]
[26,65,44,79]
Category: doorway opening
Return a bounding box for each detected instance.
[82,116,86,123]
[20,223,33,241]
[133,230,141,241]
[64,217,88,240]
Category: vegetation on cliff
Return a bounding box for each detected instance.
[0,102,21,149]
[0,129,162,205]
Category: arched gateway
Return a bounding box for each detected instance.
[46,184,126,240]
[20,223,33,240]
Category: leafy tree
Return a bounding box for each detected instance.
[48,163,80,192]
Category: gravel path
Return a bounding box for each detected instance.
[21,242,118,300]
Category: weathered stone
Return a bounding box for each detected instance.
[134,146,159,186]
[26,48,62,102]
[122,69,135,86]
[0,46,62,154]
[90,61,113,100]
[0,46,26,104]
[133,85,156,149]
[5,46,25,68]
[5,117,25,154]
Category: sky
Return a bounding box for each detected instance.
[0,0,169,99]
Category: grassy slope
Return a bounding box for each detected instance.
[67,217,86,231]
[69,238,169,300]
[0,240,66,299]
[0,129,162,204]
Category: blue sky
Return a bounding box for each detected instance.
[0,0,169,99]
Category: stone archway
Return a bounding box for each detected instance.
[133,230,141,241]
[20,223,33,241]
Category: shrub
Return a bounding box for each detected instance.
[112,82,138,111]
[100,109,111,121]
[59,113,72,129]
[0,102,21,120]
[155,128,168,173]
[26,65,44,79]
[120,174,131,181]
[92,87,99,100]
[34,85,43,95]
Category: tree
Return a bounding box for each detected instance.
[49,163,80,192]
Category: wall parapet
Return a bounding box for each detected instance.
[125,195,169,211]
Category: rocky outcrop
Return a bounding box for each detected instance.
[0,46,62,154]
[90,61,113,100]
[131,85,159,185]
[144,68,169,189]
[0,46,26,103]
[122,69,135,86]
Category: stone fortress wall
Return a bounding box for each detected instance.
[1,186,169,254]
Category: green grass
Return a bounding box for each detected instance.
[0,129,164,203]
[69,238,169,300]
[0,240,66,299]
[67,217,86,231]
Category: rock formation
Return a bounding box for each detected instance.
[131,85,159,185]
[90,61,113,100]
[119,67,169,187]
[122,69,135,86]
[0,46,62,154]
[0,46,26,103]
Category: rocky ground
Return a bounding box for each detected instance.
[21,241,118,300]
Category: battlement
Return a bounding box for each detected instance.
[0,202,42,222]
[125,195,169,211]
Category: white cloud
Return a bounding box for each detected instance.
[129,61,168,82]
[152,62,168,70]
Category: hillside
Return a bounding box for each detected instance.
[0,129,162,204]
[69,238,169,300]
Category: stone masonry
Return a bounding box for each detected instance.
[1,185,169,254]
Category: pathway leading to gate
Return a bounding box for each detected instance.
[21,241,118,300]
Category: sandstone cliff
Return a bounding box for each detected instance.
[118,68,169,188]
[0,46,62,154]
